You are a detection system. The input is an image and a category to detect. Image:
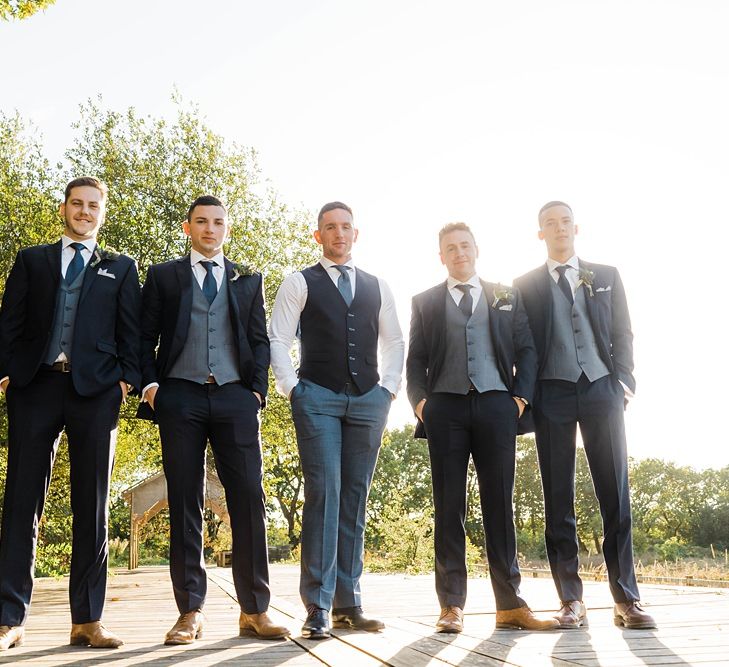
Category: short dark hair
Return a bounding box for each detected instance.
[317,201,353,226]
[187,195,226,222]
[438,221,475,245]
[64,177,108,203]
[538,200,573,226]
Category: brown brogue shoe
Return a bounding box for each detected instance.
[164,610,204,645]
[614,601,656,629]
[435,606,464,633]
[239,611,290,639]
[0,625,24,651]
[495,606,559,631]
[69,621,123,648]
[554,600,587,629]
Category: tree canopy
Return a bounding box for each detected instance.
[0,0,55,20]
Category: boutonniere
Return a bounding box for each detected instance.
[230,262,255,282]
[576,267,595,297]
[491,283,514,309]
[90,245,120,268]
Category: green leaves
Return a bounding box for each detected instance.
[0,0,56,21]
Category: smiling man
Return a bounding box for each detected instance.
[138,195,288,643]
[0,177,141,651]
[407,222,557,633]
[269,201,404,639]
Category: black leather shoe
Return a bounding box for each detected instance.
[332,606,385,632]
[301,608,330,640]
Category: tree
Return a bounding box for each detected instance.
[0,0,55,20]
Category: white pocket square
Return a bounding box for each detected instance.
[498,304,513,311]
[97,268,116,279]
[596,285,611,292]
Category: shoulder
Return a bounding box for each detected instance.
[148,257,186,274]
[514,265,545,287]
[579,259,617,276]
[413,282,446,305]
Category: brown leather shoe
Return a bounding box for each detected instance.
[614,601,656,629]
[0,625,24,650]
[164,610,204,645]
[554,600,587,629]
[435,606,464,633]
[69,621,124,648]
[239,611,290,639]
[495,606,559,631]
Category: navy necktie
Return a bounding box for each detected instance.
[334,265,353,306]
[200,261,218,304]
[455,283,473,317]
[65,242,86,284]
[555,265,574,305]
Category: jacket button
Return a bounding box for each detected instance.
[349,356,355,361]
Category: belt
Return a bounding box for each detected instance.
[45,361,72,373]
[205,375,217,384]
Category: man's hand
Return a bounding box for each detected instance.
[119,381,129,402]
[415,398,426,421]
[513,397,526,418]
[253,391,262,405]
[0,378,8,394]
[144,385,158,410]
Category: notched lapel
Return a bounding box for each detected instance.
[79,245,101,304]
[536,264,553,346]
[430,282,448,359]
[173,256,194,342]
[44,241,62,291]
[224,259,243,335]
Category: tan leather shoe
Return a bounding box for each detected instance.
[495,606,559,631]
[69,621,124,648]
[164,610,204,645]
[435,606,464,633]
[0,625,24,650]
[239,611,290,639]
[554,600,587,629]
[614,601,656,629]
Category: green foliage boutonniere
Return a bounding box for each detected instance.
[576,267,595,297]
[90,245,120,268]
[230,262,255,282]
[492,283,514,308]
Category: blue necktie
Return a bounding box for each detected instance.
[65,242,86,284]
[455,284,473,317]
[333,265,353,306]
[200,261,218,304]
[555,265,574,305]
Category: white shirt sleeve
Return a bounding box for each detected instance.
[376,278,404,396]
[269,272,308,398]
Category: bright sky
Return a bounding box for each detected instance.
[2,0,728,469]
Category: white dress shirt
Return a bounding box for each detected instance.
[269,257,404,398]
[446,273,482,308]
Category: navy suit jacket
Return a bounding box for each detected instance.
[0,240,142,396]
[513,260,635,394]
[137,255,269,420]
[406,280,538,438]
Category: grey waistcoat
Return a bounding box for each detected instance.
[43,265,87,364]
[167,277,241,385]
[431,290,507,394]
[540,279,610,383]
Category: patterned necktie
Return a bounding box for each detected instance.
[455,283,473,317]
[200,261,218,304]
[65,242,86,284]
[334,265,353,306]
[555,265,574,305]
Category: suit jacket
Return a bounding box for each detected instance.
[513,260,635,393]
[0,240,142,396]
[406,280,538,438]
[137,255,269,420]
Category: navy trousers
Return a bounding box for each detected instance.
[534,373,640,604]
[0,370,122,625]
[291,379,391,611]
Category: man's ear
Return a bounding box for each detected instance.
[182,220,191,237]
[313,228,322,245]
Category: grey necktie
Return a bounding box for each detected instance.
[333,265,353,306]
[455,284,473,317]
[555,265,574,305]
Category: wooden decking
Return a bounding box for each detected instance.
[2,564,727,666]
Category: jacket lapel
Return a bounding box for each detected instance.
[536,263,553,349]
[578,259,601,335]
[44,241,62,291]
[79,245,100,304]
[223,258,241,341]
[173,256,194,342]
[430,282,448,363]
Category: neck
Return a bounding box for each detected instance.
[194,248,221,259]
[548,249,574,264]
[450,272,476,283]
[324,254,352,265]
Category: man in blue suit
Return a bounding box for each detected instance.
[514,201,656,630]
[0,177,141,651]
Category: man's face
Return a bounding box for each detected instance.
[538,204,578,258]
[183,205,230,257]
[60,186,106,241]
[314,208,358,263]
[439,229,478,282]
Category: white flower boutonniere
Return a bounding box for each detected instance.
[230,262,255,282]
[90,246,120,269]
[492,283,514,309]
[576,267,595,297]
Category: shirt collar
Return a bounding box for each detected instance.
[61,236,96,253]
[191,249,225,268]
[320,256,355,272]
[546,255,579,274]
[446,273,480,290]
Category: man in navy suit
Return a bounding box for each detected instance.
[138,195,288,643]
[514,201,655,630]
[407,222,557,633]
[0,177,141,651]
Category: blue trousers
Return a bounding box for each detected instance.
[291,380,392,611]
